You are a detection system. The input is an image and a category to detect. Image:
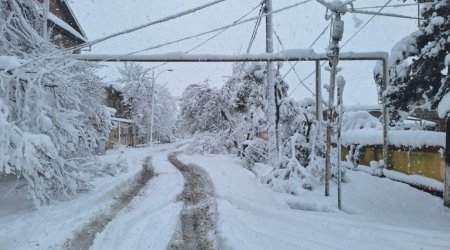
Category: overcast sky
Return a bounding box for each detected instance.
[69,0,419,106]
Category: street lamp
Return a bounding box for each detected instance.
[150,68,173,146]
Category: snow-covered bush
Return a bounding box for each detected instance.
[263,100,339,194]
[0,0,111,207]
[185,132,232,155]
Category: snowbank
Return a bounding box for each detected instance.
[179,154,450,250]
[341,129,445,148]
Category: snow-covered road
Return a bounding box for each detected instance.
[2,144,450,250]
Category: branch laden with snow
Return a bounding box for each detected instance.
[0,0,111,207]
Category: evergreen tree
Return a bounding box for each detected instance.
[386,0,449,120]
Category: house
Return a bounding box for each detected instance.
[36,0,88,49]
[104,83,139,149]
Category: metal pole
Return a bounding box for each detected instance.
[42,0,49,40]
[315,60,322,121]
[382,58,389,171]
[337,75,346,210]
[150,69,155,146]
[325,13,344,196]
[265,0,278,166]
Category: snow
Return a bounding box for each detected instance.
[383,169,444,192]
[179,154,450,250]
[2,144,450,249]
[342,129,445,148]
[0,146,159,249]
[438,92,450,118]
[71,50,388,62]
[47,12,87,42]
[105,81,126,92]
[111,117,135,124]
[343,104,381,112]
[445,53,450,67]
[0,56,22,70]
[91,144,184,250]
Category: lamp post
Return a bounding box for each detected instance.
[150,68,173,146]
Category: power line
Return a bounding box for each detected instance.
[236,1,266,78]
[286,0,394,98]
[247,2,266,53]
[151,0,265,71]
[277,23,330,97]
[273,28,316,98]
[69,0,227,51]
[187,0,265,54]
[10,0,227,71]
[99,0,313,63]
[354,3,417,10]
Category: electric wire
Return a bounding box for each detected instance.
[286,0,394,98]
[150,0,265,71]
[354,3,418,10]
[98,0,313,63]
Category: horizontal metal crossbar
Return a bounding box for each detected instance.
[71,50,388,63]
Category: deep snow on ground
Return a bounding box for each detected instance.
[2,145,450,250]
[0,145,164,249]
[90,146,184,250]
[179,154,450,250]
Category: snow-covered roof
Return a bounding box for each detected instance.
[62,0,88,40]
[111,117,134,124]
[36,0,88,42]
[343,104,382,112]
[341,130,445,148]
[48,12,87,42]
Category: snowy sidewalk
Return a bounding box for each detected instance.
[179,154,450,250]
[0,145,178,250]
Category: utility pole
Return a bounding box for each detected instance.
[150,69,155,146]
[324,12,344,197]
[336,75,346,210]
[265,0,278,166]
[42,0,50,40]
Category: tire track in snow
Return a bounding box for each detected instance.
[168,152,217,250]
[63,157,154,250]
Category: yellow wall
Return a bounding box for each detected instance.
[343,146,445,182]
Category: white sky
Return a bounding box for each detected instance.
[69,0,419,106]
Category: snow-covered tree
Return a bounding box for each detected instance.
[224,62,288,165]
[386,0,449,120]
[119,63,179,143]
[119,62,153,140]
[0,0,111,207]
[152,84,177,142]
[179,81,232,135]
[262,99,336,194]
